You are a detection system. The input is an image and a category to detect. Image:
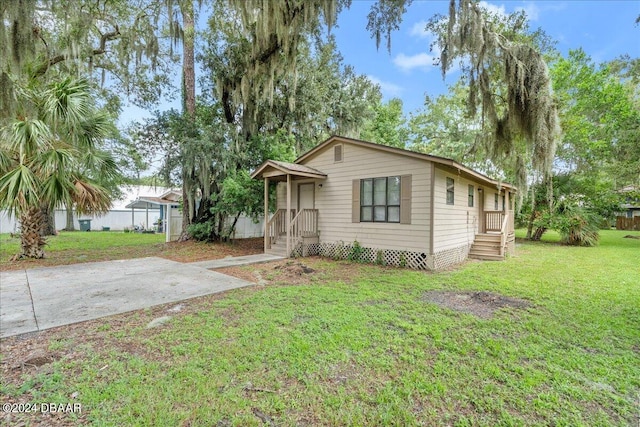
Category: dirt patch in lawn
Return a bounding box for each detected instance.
[217,257,369,287]
[423,290,531,319]
[217,259,320,286]
[159,237,263,262]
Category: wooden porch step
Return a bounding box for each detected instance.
[474,233,502,242]
[469,232,504,261]
[266,246,287,257]
[469,252,505,261]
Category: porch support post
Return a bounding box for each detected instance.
[286,174,292,257]
[264,177,269,251]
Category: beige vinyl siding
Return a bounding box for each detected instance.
[296,141,431,253]
[432,166,481,252]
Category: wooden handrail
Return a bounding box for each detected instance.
[288,209,318,252]
[484,211,504,232]
[267,209,318,254]
[499,212,509,257]
[266,209,286,247]
[290,209,318,239]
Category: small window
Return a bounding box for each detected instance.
[446,177,455,205]
[494,193,499,210]
[502,195,506,211]
[468,185,474,207]
[360,176,400,222]
[334,144,343,162]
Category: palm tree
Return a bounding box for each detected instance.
[0,77,115,259]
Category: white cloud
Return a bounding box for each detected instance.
[366,75,404,97]
[516,3,540,21]
[478,1,507,18]
[393,52,435,72]
[409,20,430,39]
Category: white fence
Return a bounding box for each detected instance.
[0,209,160,233]
[228,216,264,239]
[1,209,265,239]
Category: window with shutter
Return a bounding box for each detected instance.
[356,175,410,223]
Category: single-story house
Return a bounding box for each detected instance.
[125,189,182,242]
[615,185,640,231]
[251,135,516,270]
[619,185,640,218]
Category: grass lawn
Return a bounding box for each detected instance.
[0,231,263,271]
[1,230,639,426]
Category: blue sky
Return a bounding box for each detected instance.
[121,1,640,123]
[332,0,640,113]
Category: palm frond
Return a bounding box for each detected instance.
[75,111,113,151]
[72,179,112,215]
[43,77,93,133]
[7,118,53,161]
[0,164,41,217]
[30,146,75,177]
[40,173,75,211]
[0,146,15,174]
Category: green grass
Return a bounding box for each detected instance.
[0,230,164,254]
[2,230,639,426]
[0,231,165,269]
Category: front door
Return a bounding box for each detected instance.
[298,183,315,211]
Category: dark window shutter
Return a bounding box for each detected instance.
[400,174,412,224]
[352,179,360,223]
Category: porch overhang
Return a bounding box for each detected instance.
[251,160,327,181]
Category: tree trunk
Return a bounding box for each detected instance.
[182,1,196,118]
[532,226,547,241]
[40,204,56,236]
[64,203,75,231]
[526,187,536,239]
[16,207,47,259]
[178,0,196,242]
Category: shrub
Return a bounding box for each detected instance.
[554,206,600,247]
[348,240,365,262]
[187,222,213,241]
[399,252,407,268]
[535,201,601,246]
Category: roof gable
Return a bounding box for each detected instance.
[296,135,516,190]
[251,159,327,181]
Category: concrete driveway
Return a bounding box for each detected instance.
[0,254,281,338]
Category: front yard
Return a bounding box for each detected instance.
[0,231,263,271]
[1,230,639,426]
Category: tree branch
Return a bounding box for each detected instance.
[33,28,120,77]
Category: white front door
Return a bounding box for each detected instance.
[298,183,315,210]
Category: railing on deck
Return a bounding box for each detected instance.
[499,212,509,257]
[266,209,318,251]
[484,211,505,232]
[291,209,318,241]
[266,209,286,247]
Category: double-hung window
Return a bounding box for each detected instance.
[360,176,400,222]
[446,177,455,205]
[468,185,474,207]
